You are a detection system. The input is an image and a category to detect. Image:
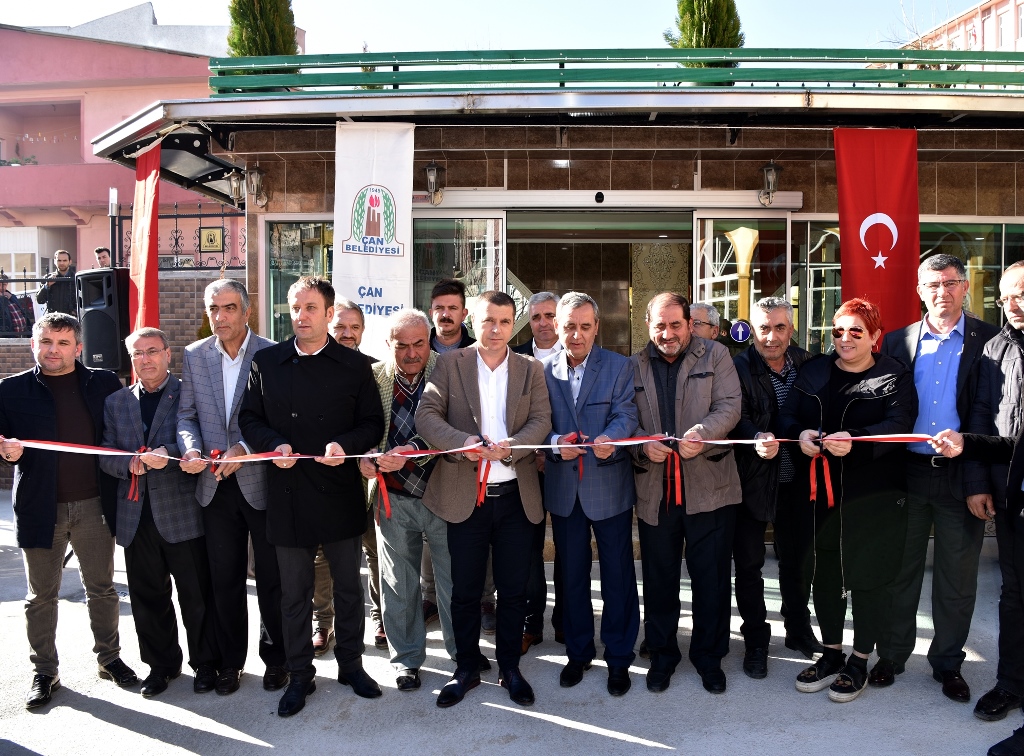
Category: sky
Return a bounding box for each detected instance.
[0,0,985,54]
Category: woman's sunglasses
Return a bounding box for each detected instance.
[832,326,866,340]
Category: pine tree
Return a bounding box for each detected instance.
[664,0,744,68]
[227,0,298,58]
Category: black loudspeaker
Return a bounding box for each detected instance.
[76,268,130,372]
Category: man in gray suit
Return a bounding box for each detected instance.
[543,291,640,696]
[101,328,217,698]
[177,279,287,696]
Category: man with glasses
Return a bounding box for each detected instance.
[689,303,721,341]
[964,262,1024,737]
[874,254,998,704]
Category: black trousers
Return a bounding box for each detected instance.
[733,481,815,648]
[773,481,816,635]
[638,501,736,675]
[524,513,564,636]
[202,476,285,669]
[276,536,364,683]
[448,486,534,673]
[995,506,1024,695]
[813,545,890,655]
[124,519,217,673]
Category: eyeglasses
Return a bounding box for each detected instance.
[691,320,712,328]
[831,326,866,340]
[919,279,966,293]
[130,348,165,360]
[997,293,1024,308]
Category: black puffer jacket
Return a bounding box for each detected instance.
[964,324,1024,507]
[730,343,812,522]
[778,353,917,590]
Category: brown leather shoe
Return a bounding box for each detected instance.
[373,623,388,650]
[934,669,971,702]
[521,632,542,656]
[312,627,334,657]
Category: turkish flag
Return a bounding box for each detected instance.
[835,128,920,333]
[129,141,161,331]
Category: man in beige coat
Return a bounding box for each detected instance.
[631,292,742,695]
[416,290,551,709]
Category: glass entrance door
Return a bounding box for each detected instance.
[694,216,789,327]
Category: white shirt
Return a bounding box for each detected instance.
[476,347,515,483]
[532,340,563,361]
[215,328,253,428]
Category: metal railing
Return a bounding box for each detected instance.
[208,47,1024,97]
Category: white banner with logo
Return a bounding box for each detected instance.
[332,122,415,360]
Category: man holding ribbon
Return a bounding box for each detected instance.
[0,312,137,709]
[177,278,286,696]
[630,292,742,695]
[358,308,457,693]
[543,291,640,696]
[100,327,217,698]
[875,254,998,703]
[239,276,385,717]
[416,290,551,709]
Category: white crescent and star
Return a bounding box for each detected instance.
[859,213,899,269]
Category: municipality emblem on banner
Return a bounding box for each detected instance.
[342,185,405,257]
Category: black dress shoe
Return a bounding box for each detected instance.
[990,726,1024,756]
[397,670,421,691]
[263,665,290,691]
[743,648,768,680]
[976,687,1024,722]
[647,668,672,693]
[559,659,592,688]
[554,628,566,644]
[607,666,631,696]
[500,667,535,706]
[25,674,60,709]
[868,658,903,688]
[215,667,242,696]
[436,668,481,708]
[638,638,650,659]
[478,655,492,673]
[700,667,727,694]
[141,668,181,698]
[338,666,382,699]
[785,633,825,660]
[98,658,139,687]
[277,678,315,717]
[193,664,217,694]
[935,669,971,702]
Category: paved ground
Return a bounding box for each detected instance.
[0,488,1013,755]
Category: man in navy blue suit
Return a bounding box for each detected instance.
[542,291,640,696]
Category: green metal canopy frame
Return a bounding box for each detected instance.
[208,47,1024,97]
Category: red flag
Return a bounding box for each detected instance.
[835,128,920,333]
[129,142,161,331]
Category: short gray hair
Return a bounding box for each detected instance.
[919,254,966,280]
[205,278,250,310]
[33,312,82,343]
[691,302,721,327]
[387,308,431,341]
[125,327,169,350]
[558,291,600,320]
[528,291,559,308]
[334,297,365,325]
[753,296,794,325]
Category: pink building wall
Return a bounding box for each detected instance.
[918,0,1024,52]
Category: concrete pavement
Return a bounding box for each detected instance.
[0,489,1011,755]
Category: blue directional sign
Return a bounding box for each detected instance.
[730,320,752,343]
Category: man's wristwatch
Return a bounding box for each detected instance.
[501,452,514,466]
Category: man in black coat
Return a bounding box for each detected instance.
[239,276,385,717]
[35,250,76,316]
[874,253,1000,703]
[0,312,137,710]
[729,297,817,679]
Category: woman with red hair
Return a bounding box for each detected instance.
[778,298,917,703]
